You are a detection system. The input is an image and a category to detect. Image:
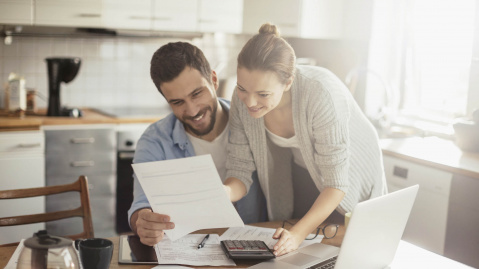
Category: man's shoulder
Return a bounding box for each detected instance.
[140,113,179,142]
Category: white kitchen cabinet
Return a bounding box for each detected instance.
[102,0,151,30]
[243,0,344,38]
[198,0,243,34]
[0,0,33,25]
[383,155,452,255]
[445,174,479,268]
[35,0,102,28]
[0,130,45,245]
[151,0,198,32]
[243,0,301,37]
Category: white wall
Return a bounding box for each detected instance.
[0,33,247,109]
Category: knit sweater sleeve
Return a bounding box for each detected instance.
[308,71,351,193]
[225,90,255,193]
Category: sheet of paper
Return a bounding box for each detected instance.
[220,225,323,249]
[153,234,235,266]
[4,239,24,269]
[132,155,244,241]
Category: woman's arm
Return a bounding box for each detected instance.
[223,177,248,202]
[272,187,345,256]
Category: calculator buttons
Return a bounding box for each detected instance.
[220,240,275,260]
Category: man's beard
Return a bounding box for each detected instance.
[182,101,218,137]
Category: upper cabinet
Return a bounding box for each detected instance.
[243,0,302,37]
[243,0,344,39]
[0,0,33,25]
[198,0,243,34]
[35,0,102,28]
[151,0,198,32]
[102,0,151,30]
[0,0,244,34]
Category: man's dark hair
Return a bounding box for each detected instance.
[150,42,212,96]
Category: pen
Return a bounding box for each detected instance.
[197,234,210,249]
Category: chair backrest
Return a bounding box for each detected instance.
[0,175,94,241]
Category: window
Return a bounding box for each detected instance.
[366,0,477,136]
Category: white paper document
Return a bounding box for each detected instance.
[154,234,235,266]
[132,154,244,241]
[220,225,323,249]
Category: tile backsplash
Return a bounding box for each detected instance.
[0,33,248,110]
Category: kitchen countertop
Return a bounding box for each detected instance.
[0,108,166,131]
[3,113,478,180]
[380,136,479,180]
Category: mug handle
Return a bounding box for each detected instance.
[74,239,84,250]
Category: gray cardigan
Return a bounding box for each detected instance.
[226,65,387,221]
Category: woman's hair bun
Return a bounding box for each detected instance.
[258,23,280,37]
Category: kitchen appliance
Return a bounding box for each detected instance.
[116,123,150,233]
[17,230,80,269]
[93,106,171,233]
[46,57,81,117]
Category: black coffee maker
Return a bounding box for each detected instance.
[46,57,82,117]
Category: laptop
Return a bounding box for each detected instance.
[249,185,419,269]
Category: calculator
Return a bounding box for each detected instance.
[220,240,276,260]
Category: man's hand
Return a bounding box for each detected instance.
[133,208,175,246]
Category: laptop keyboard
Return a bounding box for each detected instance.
[307,256,337,269]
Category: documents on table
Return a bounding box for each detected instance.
[154,234,236,266]
[220,225,324,249]
[132,154,244,241]
[4,239,24,269]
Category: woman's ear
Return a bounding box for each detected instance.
[284,76,294,92]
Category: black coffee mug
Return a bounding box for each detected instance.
[75,238,113,269]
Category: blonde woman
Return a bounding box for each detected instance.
[222,23,387,256]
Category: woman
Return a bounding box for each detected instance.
[222,23,387,256]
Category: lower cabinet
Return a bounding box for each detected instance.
[445,174,479,268]
[44,125,117,238]
[0,130,45,245]
[383,155,452,255]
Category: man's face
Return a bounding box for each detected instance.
[161,67,219,137]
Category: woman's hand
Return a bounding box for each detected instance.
[272,227,303,256]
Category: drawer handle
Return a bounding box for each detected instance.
[71,161,95,167]
[18,143,42,148]
[71,138,95,144]
[393,166,408,179]
[78,13,101,18]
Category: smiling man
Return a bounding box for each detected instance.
[128,42,266,246]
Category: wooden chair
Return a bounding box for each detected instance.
[0,175,94,242]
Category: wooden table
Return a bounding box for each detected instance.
[0,220,346,269]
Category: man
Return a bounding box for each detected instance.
[128,42,266,246]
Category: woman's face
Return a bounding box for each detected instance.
[236,68,291,119]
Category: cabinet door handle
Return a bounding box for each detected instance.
[78,13,101,18]
[199,19,217,23]
[71,138,95,144]
[129,16,150,20]
[393,165,408,179]
[18,143,42,148]
[152,17,171,21]
[71,161,95,167]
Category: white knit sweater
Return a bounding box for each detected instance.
[226,65,388,221]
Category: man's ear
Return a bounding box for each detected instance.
[211,70,219,91]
